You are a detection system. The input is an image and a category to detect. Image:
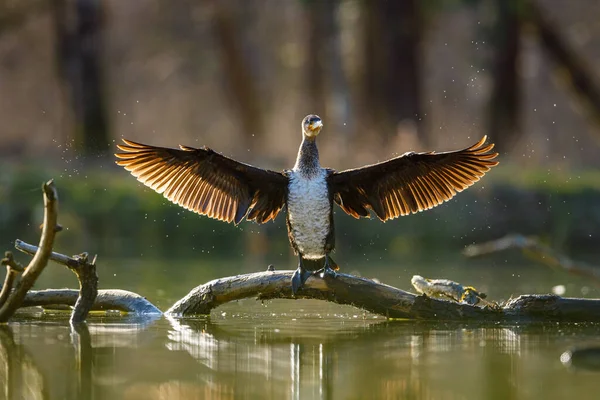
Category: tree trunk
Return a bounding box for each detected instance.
[52,0,110,156]
[209,0,264,151]
[381,0,424,144]
[361,0,387,140]
[487,0,521,154]
[361,0,424,146]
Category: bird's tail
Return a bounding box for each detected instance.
[301,258,323,272]
[292,256,341,295]
[301,256,340,272]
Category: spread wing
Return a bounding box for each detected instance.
[115,139,289,224]
[328,136,499,221]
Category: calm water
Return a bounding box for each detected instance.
[3,253,600,399]
[3,300,600,400]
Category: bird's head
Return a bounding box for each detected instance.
[302,114,323,139]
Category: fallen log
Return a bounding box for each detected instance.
[166,269,600,322]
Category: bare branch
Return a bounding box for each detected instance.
[527,1,600,131]
[464,234,600,285]
[166,270,416,317]
[0,182,158,319]
[0,181,59,322]
[0,252,24,308]
[66,252,98,324]
[166,270,600,322]
[22,289,161,315]
[15,240,160,316]
[15,239,77,268]
[15,240,98,323]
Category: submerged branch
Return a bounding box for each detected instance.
[166,270,600,322]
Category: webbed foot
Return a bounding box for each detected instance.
[316,267,337,279]
[291,266,312,295]
[314,256,338,279]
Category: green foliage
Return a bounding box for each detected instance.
[2,164,600,264]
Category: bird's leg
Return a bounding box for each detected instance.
[291,255,312,295]
[315,253,337,279]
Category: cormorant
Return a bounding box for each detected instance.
[115,115,499,294]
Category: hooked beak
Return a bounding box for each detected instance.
[309,120,323,132]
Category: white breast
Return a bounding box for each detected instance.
[287,169,330,259]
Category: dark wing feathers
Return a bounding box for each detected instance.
[115,139,288,224]
[329,136,499,221]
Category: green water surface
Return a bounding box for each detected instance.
[3,257,600,400]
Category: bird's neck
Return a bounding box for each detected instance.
[293,138,321,176]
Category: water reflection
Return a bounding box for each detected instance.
[163,312,600,399]
[2,309,600,399]
[71,323,92,400]
[0,325,49,399]
[166,315,354,399]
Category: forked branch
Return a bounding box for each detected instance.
[14,241,161,316]
[15,240,99,323]
[1,182,160,322]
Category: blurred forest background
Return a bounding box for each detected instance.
[2,0,600,296]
